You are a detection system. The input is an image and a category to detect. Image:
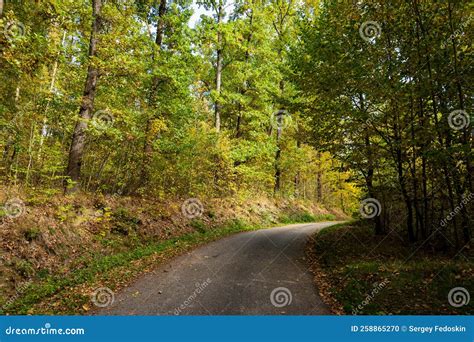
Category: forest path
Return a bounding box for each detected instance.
[96,222,341,315]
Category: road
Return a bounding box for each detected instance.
[96,222,339,315]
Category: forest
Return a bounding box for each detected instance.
[0,0,472,315]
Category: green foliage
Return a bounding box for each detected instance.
[22,227,41,242]
[13,259,35,278]
[0,0,470,316]
[279,211,336,224]
[312,223,474,314]
[0,0,358,215]
[292,1,472,245]
[111,208,141,236]
[190,219,206,233]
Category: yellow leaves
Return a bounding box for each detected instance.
[150,118,168,136]
[146,118,168,146]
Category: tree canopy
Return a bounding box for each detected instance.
[1,0,472,248]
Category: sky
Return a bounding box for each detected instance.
[189,3,212,27]
[188,1,235,27]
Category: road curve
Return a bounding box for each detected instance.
[96,222,340,315]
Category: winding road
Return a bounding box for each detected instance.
[97,222,339,315]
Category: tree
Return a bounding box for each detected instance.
[65,0,103,192]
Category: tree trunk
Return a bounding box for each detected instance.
[448,2,472,196]
[316,172,322,202]
[65,0,102,192]
[365,134,383,235]
[274,141,281,193]
[359,93,383,235]
[214,0,223,132]
[141,0,167,188]
[235,8,254,139]
[409,96,421,240]
[273,83,285,194]
[397,151,415,242]
[147,0,167,107]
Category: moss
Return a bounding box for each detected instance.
[23,227,41,242]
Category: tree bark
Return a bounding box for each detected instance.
[364,134,383,235]
[214,0,223,132]
[140,0,167,188]
[147,0,167,107]
[65,0,102,192]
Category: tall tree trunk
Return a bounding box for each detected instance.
[413,0,470,246]
[147,0,167,107]
[65,0,102,192]
[358,93,383,234]
[395,135,415,242]
[274,130,282,194]
[417,96,428,239]
[235,7,254,139]
[316,161,323,203]
[447,3,471,244]
[448,2,472,195]
[214,0,223,132]
[141,0,167,188]
[409,96,421,240]
[364,134,383,235]
[294,138,300,196]
[38,29,66,164]
[274,80,285,194]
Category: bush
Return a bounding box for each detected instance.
[111,208,141,236]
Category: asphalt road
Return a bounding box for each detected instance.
[96,222,340,315]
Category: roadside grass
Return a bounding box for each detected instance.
[2,217,336,315]
[279,211,336,224]
[308,221,474,315]
[1,219,255,315]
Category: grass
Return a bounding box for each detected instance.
[279,211,336,224]
[308,221,474,315]
[1,216,306,315]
